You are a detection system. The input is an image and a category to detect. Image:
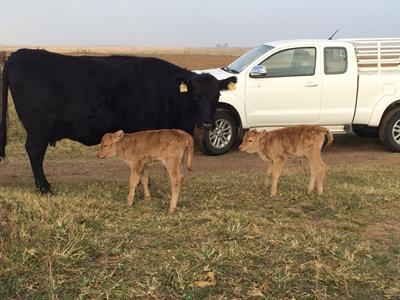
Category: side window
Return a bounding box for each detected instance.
[324,47,347,74]
[258,47,316,77]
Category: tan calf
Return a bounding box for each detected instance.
[239,125,333,196]
[97,129,194,213]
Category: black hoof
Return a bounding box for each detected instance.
[37,185,53,195]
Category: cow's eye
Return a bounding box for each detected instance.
[248,139,253,142]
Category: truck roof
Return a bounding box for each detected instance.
[263,39,353,48]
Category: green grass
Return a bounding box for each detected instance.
[1,166,400,299]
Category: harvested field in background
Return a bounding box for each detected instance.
[0,45,247,70]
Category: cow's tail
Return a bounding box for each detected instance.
[186,136,194,171]
[323,128,333,146]
[0,59,9,162]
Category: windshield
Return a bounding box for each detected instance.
[225,44,274,73]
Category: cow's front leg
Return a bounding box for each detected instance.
[25,135,51,194]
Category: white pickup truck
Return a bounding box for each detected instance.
[198,38,400,155]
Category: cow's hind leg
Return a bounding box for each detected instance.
[25,135,51,193]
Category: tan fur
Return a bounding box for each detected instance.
[239,125,333,196]
[97,129,194,213]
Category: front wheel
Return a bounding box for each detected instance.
[202,110,238,155]
[379,108,400,152]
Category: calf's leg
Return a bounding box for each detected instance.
[315,155,326,195]
[165,159,183,213]
[270,157,287,196]
[140,167,151,201]
[306,151,326,195]
[127,164,141,206]
[264,164,273,189]
[307,160,317,194]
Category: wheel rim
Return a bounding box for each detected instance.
[392,119,400,145]
[208,118,233,149]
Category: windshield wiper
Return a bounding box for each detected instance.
[221,67,239,74]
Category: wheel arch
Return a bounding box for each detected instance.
[378,102,400,141]
[217,103,242,130]
[370,97,400,127]
[379,100,400,124]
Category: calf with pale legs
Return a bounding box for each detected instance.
[97,129,194,213]
[239,125,333,196]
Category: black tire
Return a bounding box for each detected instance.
[352,125,378,137]
[201,110,238,155]
[379,108,400,152]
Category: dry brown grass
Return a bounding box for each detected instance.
[1,167,400,298]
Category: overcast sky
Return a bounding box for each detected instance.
[0,0,399,47]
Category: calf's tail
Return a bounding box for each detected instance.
[0,59,9,161]
[186,137,194,171]
[323,128,333,146]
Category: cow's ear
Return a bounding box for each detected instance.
[219,76,237,91]
[174,76,190,93]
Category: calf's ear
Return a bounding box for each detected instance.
[115,130,125,141]
[219,76,237,91]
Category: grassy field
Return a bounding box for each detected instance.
[1,166,400,299]
[1,50,400,299]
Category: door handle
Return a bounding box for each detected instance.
[305,82,318,87]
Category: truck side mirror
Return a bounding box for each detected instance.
[250,65,267,78]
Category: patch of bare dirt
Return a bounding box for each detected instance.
[0,135,399,187]
[364,220,400,244]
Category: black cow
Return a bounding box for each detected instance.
[0,49,237,193]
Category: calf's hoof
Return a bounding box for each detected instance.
[168,208,176,214]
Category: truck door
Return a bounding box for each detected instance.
[245,47,322,126]
[320,46,358,124]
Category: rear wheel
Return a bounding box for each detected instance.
[202,110,238,155]
[379,108,400,152]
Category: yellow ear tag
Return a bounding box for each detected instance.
[180,82,188,93]
[227,82,236,91]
